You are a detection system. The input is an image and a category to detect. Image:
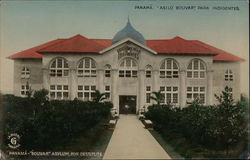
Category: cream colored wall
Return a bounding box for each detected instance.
[13,59,43,96]
[213,61,241,103]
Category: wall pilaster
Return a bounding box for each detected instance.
[180,69,186,108]
[207,70,213,105]
[42,68,49,90]
[138,70,145,113]
[111,69,119,113]
[70,69,77,100]
[153,70,159,92]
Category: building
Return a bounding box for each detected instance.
[9,19,244,114]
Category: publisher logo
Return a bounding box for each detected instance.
[8,133,20,149]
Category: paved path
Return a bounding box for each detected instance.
[103,115,171,159]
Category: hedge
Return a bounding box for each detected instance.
[145,92,248,151]
[2,91,112,151]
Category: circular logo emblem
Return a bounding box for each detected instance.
[8,133,21,149]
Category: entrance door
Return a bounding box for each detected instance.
[119,96,136,114]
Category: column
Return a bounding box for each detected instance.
[207,70,213,105]
[97,69,104,93]
[179,69,186,108]
[111,69,119,112]
[70,68,77,100]
[152,70,159,92]
[42,68,49,90]
[138,70,145,113]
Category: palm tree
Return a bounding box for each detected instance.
[92,90,107,103]
[150,90,162,106]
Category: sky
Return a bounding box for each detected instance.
[0,0,249,96]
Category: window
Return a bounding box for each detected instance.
[50,85,69,100]
[187,59,206,78]
[119,58,137,78]
[186,86,205,104]
[104,86,111,100]
[105,65,111,77]
[77,85,96,101]
[146,86,151,103]
[21,84,30,96]
[225,69,233,81]
[77,58,96,77]
[50,58,69,77]
[145,65,152,78]
[21,67,30,78]
[228,87,233,96]
[160,86,179,104]
[160,59,179,78]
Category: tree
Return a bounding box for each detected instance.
[92,90,107,103]
[33,89,49,105]
[213,86,247,155]
[150,90,162,106]
[32,89,49,116]
[214,86,234,107]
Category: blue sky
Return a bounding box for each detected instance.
[0,0,249,95]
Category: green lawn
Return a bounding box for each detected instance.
[63,120,114,159]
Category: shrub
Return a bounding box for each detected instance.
[2,90,112,151]
[145,86,248,153]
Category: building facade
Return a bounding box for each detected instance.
[9,20,244,114]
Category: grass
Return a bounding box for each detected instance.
[63,119,114,159]
[149,129,183,159]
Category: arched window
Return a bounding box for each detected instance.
[225,69,233,81]
[187,59,206,78]
[145,65,152,78]
[160,59,179,78]
[104,64,111,77]
[50,58,69,77]
[21,66,30,78]
[119,58,137,77]
[77,58,96,77]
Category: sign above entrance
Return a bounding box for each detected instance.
[117,45,141,60]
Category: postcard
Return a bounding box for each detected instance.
[0,0,249,159]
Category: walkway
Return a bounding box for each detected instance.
[103,115,171,159]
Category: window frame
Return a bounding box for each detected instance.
[21,67,30,78]
[160,59,179,78]
[77,58,97,77]
[50,58,69,77]
[145,86,151,104]
[145,65,152,78]
[77,85,96,101]
[187,59,206,79]
[186,86,206,104]
[119,57,138,78]
[104,85,111,100]
[225,69,233,81]
[160,86,179,105]
[21,84,30,96]
[49,84,69,100]
[104,65,112,78]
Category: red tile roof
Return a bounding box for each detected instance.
[191,40,244,61]
[92,39,112,47]
[8,34,243,62]
[147,37,217,55]
[38,34,106,54]
[8,39,64,59]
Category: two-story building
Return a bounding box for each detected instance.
[9,19,244,114]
